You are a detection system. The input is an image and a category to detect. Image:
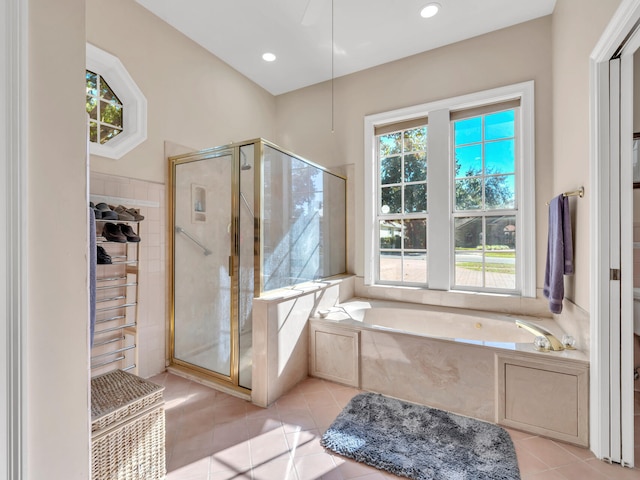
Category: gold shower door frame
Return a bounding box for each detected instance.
[168,142,260,396]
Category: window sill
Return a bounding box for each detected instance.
[354,278,550,318]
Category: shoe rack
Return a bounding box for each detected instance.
[91,219,140,377]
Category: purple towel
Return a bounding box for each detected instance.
[543,195,574,314]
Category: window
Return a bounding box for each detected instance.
[364,82,535,297]
[86,43,147,159]
[377,121,428,284]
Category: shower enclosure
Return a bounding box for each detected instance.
[169,139,346,392]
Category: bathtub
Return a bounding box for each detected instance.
[309,297,590,446]
[315,298,565,348]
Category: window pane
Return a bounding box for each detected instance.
[379,252,402,282]
[404,153,427,182]
[454,117,481,146]
[379,220,402,249]
[86,71,97,95]
[403,253,427,283]
[485,216,516,289]
[380,156,401,184]
[455,217,482,249]
[100,125,122,144]
[484,258,516,289]
[486,216,516,249]
[404,184,426,213]
[381,186,401,214]
[454,217,483,287]
[100,76,121,104]
[485,110,514,141]
[454,144,482,177]
[485,174,515,209]
[379,132,402,157]
[86,96,97,119]
[101,101,123,127]
[89,121,98,143]
[404,219,426,249]
[403,127,426,152]
[485,139,514,174]
[455,178,482,210]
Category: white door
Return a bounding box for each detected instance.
[591,2,639,465]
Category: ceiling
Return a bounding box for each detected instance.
[135,0,556,96]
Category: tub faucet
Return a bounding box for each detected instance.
[515,319,565,351]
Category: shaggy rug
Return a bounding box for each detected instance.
[320,393,520,480]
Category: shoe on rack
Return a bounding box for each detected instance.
[95,202,118,220]
[102,222,127,242]
[89,202,102,219]
[120,224,141,242]
[96,245,112,264]
[126,207,144,221]
[114,205,135,221]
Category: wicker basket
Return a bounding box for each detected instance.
[91,370,165,480]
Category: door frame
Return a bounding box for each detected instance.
[1,0,28,478]
[590,0,640,465]
[167,147,251,396]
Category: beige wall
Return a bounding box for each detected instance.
[86,0,277,184]
[275,17,554,297]
[551,0,623,310]
[28,0,90,478]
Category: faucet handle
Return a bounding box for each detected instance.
[562,334,576,350]
[534,336,551,352]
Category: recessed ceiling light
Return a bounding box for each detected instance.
[262,52,276,62]
[420,3,440,18]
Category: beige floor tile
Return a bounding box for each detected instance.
[584,458,640,479]
[553,460,610,480]
[294,452,342,480]
[250,455,299,480]
[518,436,583,468]
[513,446,552,475]
[161,373,640,480]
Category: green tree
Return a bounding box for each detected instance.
[454,162,514,210]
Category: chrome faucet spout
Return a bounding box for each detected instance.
[515,319,565,351]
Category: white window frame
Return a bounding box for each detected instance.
[364,81,535,297]
[86,43,147,159]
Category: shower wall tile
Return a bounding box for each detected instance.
[90,172,167,379]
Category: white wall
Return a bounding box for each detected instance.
[28,0,90,478]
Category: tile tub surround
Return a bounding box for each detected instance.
[251,275,355,407]
[310,298,589,445]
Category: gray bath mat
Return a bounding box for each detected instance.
[320,393,520,480]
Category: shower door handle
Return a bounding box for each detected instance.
[229,255,238,276]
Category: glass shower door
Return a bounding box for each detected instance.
[173,152,233,379]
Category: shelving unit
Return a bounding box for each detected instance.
[91,219,140,377]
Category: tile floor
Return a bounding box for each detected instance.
[149,372,640,480]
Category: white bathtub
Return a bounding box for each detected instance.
[316,298,566,350]
[309,297,590,446]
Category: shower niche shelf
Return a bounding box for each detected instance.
[191,184,206,222]
[91,218,141,378]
